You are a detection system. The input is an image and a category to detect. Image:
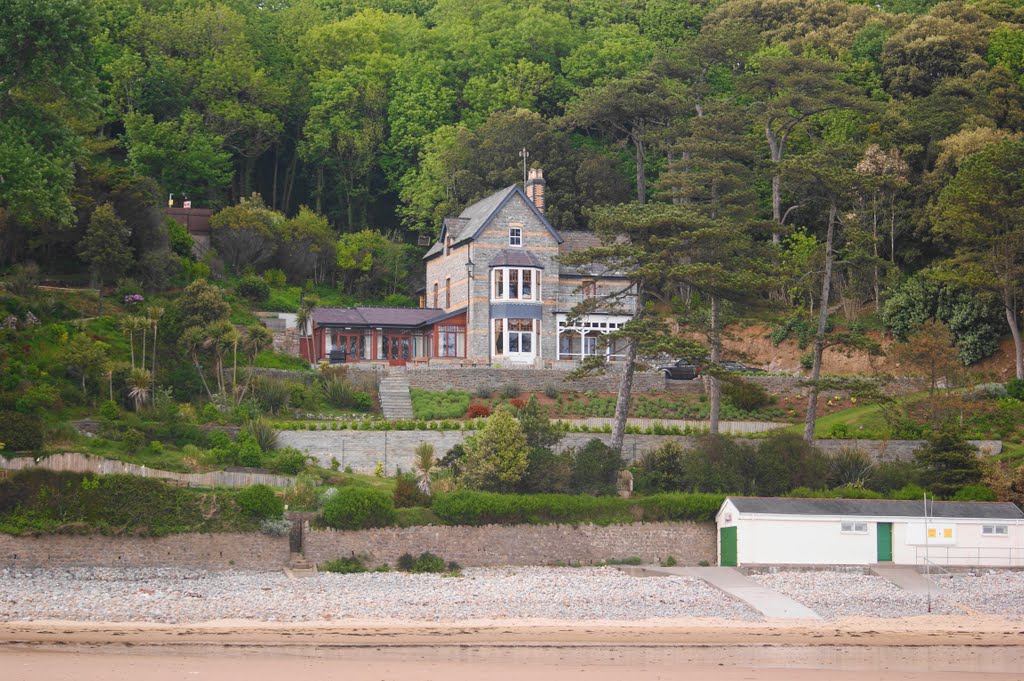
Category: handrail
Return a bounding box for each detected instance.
[915,545,1024,567]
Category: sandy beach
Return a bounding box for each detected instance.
[3,616,1024,680]
[3,567,1024,679]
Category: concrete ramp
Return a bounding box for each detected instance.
[631,566,820,620]
[870,565,948,597]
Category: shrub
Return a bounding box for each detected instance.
[321,376,357,409]
[121,427,145,453]
[322,486,396,529]
[721,378,772,411]
[891,483,928,500]
[568,438,623,496]
[410,551,447,573]
[475,385,494,399]
[971,383,1008,400]
[260,518,293,536]
[828,449,875,488]
[0,411,44,452]
[245,418,279,453]
[396,552,415,571]
[266,447,308,475]
[253,377,291,415]
[237,274,270,302]
[466,403,491,418]
[263,268,287,288]
[500,383,521,399]
[410,389,470,420]
[393,475,431,508]
[5,262,40,296]
[951,483,997,501]
[320,556,369,573]
[236,484,284,519]
[1006,379,1024,401]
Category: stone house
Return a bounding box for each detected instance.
[301,169,635,366]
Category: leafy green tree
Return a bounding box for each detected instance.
[569,438,624,496]
[277,206,335,284]
[210,194,282,274]
[335,228,413,297]
[930,139,1024,378]
[62,335,110,397]
[460,408,529,492]
[123,111,233,205]
[176,279,231,330]
[78,204,134,288]
[914,427,983,498]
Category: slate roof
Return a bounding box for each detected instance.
[489,249,545,269]
[558,230,623,277]
[312,306,464,328]
[726,497,1024,520]
[424,185,562,260]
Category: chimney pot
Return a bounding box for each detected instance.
[525,167,546,214]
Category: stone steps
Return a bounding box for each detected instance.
[283,552,317,579]
[379,373,414,420]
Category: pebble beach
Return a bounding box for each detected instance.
[4,566,1024,623]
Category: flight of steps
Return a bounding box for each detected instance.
[378,372,414,420]
[283,552,317,578]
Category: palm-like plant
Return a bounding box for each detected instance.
[120,315,147,369]
[148,306,164,382]
[126,367,153,412]
[414,442,436,496]
[180,325,214,399]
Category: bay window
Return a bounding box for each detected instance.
[491,267,541,302]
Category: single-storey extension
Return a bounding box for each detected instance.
[715,496,1024,568]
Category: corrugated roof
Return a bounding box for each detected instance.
[727,497,1024,520]
[312,306,460,328]
[489,249,545,269]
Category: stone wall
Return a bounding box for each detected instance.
[304,522,716,567]
[397,366,666,393]
[0,533,290,570]
[278,429,1003,475]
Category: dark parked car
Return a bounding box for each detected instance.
[719,360,766,374]
[659,359,702,380]
[659,358,765,380]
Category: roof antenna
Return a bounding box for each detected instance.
[519,147,529,188]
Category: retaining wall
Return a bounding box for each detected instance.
[0,452,295,488]
[0,533,290,570]
[382,366,667,393]
[304,521,716,567]
[278,429,1001,475]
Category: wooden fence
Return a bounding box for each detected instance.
[0,452,294,488]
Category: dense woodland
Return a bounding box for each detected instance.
[3,1,1024,473]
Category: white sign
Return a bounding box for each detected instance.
[906,522,957,546]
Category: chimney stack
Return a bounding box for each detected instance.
[525,167,546,214]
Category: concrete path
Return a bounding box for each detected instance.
[870,565,948,597]
[627,566,821,620]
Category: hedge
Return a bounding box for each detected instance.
[430,490,725,526]
[0,410,44,453]
[0,470,259,536]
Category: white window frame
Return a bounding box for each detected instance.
[840,521,868,534]
[491,267,541,302]
[493,318,537,358]
[982,524,1009,536]
[509,226,522,246]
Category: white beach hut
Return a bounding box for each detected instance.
[715,497,1024,568]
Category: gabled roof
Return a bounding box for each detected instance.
[489,249,545,269]
[312,306,465,328]
[558,230,623,278]
[725,496,1024,520]
[424,185,562,260]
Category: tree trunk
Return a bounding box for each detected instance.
[633,128,647,206]
[804,202,837,442]
[767,124,783,244]
[1006,299,1023,380]
[708,295,722,435]
[611,289,645,453]
[611,337,638,454]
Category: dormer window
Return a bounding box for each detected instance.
[509,226,522,247]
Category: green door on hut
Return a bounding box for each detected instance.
[720,526,737,567]
[877,522,893,562]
